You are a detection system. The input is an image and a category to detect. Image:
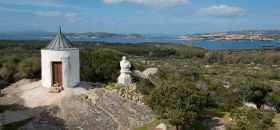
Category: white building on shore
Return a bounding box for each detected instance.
[41,28,80,88]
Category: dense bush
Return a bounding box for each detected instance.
[267,89,280,112]
[267,68,280,80]
[80,49,125,82]
[136,79,155,95]
[177,46,207,58]
[204,50,280,64]
[148,48,176,58]
[0,55,41,89]
[227,108,274,130]
[146,79,206,129]
[145,67,206,129]
[16,57,41,79]
[243,80,272,109]
[206,79,243,110]
[204,51,225,63]
[0,55,20,89]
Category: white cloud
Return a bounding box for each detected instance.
[65,13,80,22]
[102,0,191,8]
[0,6,31,13]
[33,11,80,22]
[34,11,62,17]
[103,0,124,4]
[197,5,245,18]
[0,0,87,10]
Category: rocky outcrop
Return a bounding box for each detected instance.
[19,106,65,130]
[133,70,147,79]
[114,83,143,103]
[1,79,35,95]
[143,68,158,78]
[2,80,156,130]
[20,91,155,130]
[133,68,158,80]
[60,94,119,130]
[97,91,156,130]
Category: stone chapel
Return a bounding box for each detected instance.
[41,28,80,88]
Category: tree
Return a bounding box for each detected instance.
[145,78,206,130]
[244,80,272,109]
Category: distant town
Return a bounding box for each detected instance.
[179,30,280,41]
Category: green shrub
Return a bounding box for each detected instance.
[146,67,206,129]
[207,79,243,110]
[145,79,206,129]
[243,80,272,109]
[227,108,274,130]
[267,89,280,112]
[149,48,176,58]
[136,79,155,95]
[15,57,41,79]
[80,49,125,82]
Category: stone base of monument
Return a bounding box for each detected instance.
[49,85,63,93]
[118,74,132,86]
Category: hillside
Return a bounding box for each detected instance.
[0,31,143,39]
[181,30,280,41]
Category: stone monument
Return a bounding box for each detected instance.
[118,56,132,86]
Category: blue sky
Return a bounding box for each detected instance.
[0,0,280,34]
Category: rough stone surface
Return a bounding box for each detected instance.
[19,106,66,130]
[1,79,156,130]
[59,94,119,130]
[133,70,147,79]
[96,91,156,130]
[1,79,34,95]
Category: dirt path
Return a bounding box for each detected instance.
[273,113,280,129]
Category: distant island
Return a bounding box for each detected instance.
[0,31,143,39]
[179,30,280,41]
[67,32,143,38]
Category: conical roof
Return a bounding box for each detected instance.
[45,27,75,51]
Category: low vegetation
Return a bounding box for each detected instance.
[227,108,274,130]
[1,40,280,129]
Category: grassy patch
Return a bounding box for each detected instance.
[135,120,163,130]
[105,82,121,91]
[201,107,231,125]
[201,108,229,118]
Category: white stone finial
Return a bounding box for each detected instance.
[118,56,132,86]
[122,56,126,60]
[120,56,131,73]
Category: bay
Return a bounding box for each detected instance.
[1,36,280,50]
